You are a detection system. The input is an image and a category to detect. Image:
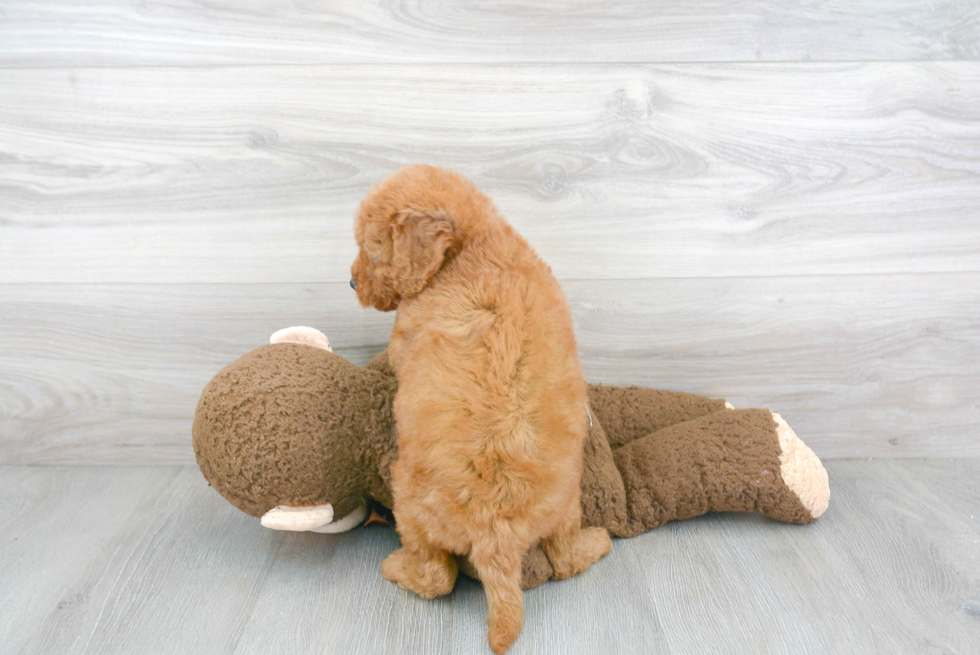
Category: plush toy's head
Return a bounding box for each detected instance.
[193,342,398,531]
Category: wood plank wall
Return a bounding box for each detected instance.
[2,2,979,463]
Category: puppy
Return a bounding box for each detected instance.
[350,165,611,654]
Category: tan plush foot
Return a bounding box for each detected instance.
[269,326,332,351]
[773,412,830,519]
[381,547,458,600]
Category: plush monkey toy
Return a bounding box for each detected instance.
[193,327,829,589]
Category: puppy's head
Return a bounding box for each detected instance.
[351,167,458,310]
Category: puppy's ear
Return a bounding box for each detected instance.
[390,209,455,298]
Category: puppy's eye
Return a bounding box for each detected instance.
[369,253,379,263]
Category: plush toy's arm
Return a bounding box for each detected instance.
[586,384,729,450]
[609,408,829,538]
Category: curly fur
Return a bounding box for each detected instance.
[351,165,611,654]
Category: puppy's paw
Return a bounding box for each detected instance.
[550,527,612,580]
[580,526,613,561]
[382,548,457,600]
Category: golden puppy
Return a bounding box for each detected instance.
[350,165,611,654]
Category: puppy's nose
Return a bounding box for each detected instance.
[349,278,357,290]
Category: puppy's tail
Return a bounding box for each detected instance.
[470,535,525,654]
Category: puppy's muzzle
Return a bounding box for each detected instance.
[350,278,357,290]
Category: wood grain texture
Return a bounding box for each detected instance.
[2,461,979,654]
[3,4,978,465]
[573,274,980,458]
[0,466,178,654]
[889,458,980,536]
[0,283,395,465]
[2,63,979,284]
[15,466,284,655]
[233,519,669,655]
[2,273,977,464]
[795,459,980,653]
[631,459,980,654]
[1,1,978,66]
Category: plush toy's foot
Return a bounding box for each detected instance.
[382,547,458,600]
[260,500,369,533]
[269,326,332,352]
[723,405,828,519]
[772,413,830,519]
[610,407,830,536]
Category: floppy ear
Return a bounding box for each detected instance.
[390,209,455,298]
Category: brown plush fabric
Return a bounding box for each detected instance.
[612,408,813,538]
[587,384,728,450]
[194,345,825,590]
[193,343,397,516]
[579,405,629,534]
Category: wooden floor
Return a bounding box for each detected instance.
[2,458,978,655]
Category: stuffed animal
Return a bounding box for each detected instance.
[193,327,829,589]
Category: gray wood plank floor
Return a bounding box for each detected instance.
[2,459,978,655]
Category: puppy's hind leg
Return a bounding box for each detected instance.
[541,500,611,580]
[469,531,527,655]
[382,515,458,600]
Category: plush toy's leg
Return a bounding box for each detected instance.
[610,408,829,538]
[586,384,729,449]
